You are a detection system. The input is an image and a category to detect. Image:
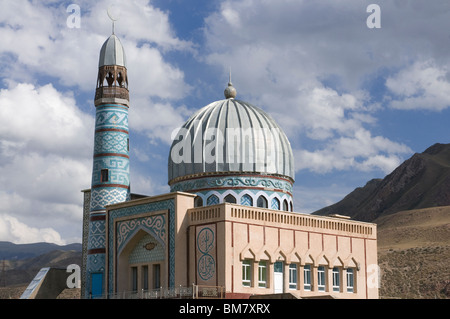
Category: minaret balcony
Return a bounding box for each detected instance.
[95,86,129,101]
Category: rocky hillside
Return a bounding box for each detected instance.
[0,246,82,288]
[376,206,450,299]
[313,143,450,222]
[312,143,450,298]
[0,241,81,260]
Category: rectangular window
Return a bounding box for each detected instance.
[131,266,138,292]
[347,268,354,293]
[303,264,311,291]
[153,264,160,289]
[242,260,252,287]
[289,264,297,289]
[318,266,326,292]
[142,265,148,291]
[258,261,267,288]
[332,267,340,292]
[100,169,109,182]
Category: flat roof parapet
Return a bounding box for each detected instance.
[188,203,376,239]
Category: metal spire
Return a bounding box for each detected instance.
[224,68,237,99]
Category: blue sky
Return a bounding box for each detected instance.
[1,0,450,244]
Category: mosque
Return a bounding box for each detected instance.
[81,29,378,299]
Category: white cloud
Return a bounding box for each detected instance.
[0,214,65,245]
[0,0,195,244]
[201,0,426,175]
[0,83,94,157]
[385,60,450,111]
[126,44,189,99]
[0,0,448,244]
[294,128,411,174]
[0,82,92,243]
[129,96,191,145]
[0,0,192,98]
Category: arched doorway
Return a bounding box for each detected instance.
[117,229,166,294]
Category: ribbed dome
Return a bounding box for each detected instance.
[99,34,126,67]
[168,97,295,184]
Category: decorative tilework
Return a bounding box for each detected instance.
[91,157,130,185]
[87,219,106,250]
[90,188,129,212]
[197,189,292,212]
[207,194,219,206]
[195,225,216,285]
[107,199,175,294]
[95,108,129,131]
[86,98,130,298]
[94,131,129,155]
[128,234,165,264]
[117,215,166,253]
[271,197,280,210]
[170,175,293,194]
[240,194,253,206]
[81,190,91,298]
[197,227,215,281]
[86,253,105,273]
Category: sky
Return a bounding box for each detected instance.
[1,0,450,245]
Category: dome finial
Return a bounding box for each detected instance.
[107,6,119,35]
[224,68,237,99]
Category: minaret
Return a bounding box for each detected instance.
[85,28,130,298]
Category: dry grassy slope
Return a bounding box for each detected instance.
[375,206,450,299]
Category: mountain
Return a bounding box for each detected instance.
[313,143,450,222]
[312,142,450,298]
[0,241,81,260]
[0,248,82,289]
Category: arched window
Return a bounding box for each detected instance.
[290,201,293,212]
[207,194,219,206]
[257,195,268,208]
[240,194,253,206]
[117,72,124,87]
[271,198,280,210]
[283,199,289,211]
[106,71,115,87]
[224,194,236,204]
[194,196,203,207]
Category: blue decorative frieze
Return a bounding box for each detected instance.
[195,189,293,211]
[95,108,129,130]
[94,131,129,155]
[116,214,166,254]
[87,219,106,250]
[86,253,105,273]
[170,175,293,194]
[92,156,130,171]
[90,188,129,212]
[91,157,130,185]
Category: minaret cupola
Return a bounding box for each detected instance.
[95,33,129,101]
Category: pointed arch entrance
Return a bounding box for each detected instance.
[117,228,167,294]
[113,213,168,295]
